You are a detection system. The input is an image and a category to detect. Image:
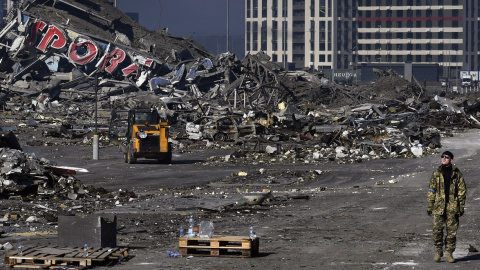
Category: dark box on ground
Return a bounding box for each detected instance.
[58,214,117,247]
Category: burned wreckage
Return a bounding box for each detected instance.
[0,0,480,169]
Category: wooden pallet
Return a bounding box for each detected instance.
[4,246,128,269]
[179,236,259,257]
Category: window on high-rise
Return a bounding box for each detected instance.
[273,21,278,40]
[247,0,251,17]
[253,0,258,17]
[261,21,267,50]
[262,0,267,17]
[247,22,251,51]
[273,0,278,17]
[310,0,315,16]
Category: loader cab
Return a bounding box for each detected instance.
[123,108,172,164]
[127,108,160,141]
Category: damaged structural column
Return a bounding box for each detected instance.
[93,73,99,160]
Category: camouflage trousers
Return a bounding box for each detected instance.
[432,212,460,252]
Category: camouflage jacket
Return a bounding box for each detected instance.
[427,165,466,215]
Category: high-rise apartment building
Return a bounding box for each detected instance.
[245,0,479,79]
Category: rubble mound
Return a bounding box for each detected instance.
[363,69,424,103]
[22,0,212,61]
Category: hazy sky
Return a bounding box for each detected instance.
[116,0,245,38]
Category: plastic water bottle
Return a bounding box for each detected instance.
[18,240,23,255]
[249,225,256,239]
[83,242,88,257]
[188,215,194,237]
[179,224,184,238]
[167,250,182,258]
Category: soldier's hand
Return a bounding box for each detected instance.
[427,210,432,216]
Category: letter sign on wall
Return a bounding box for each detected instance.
[36,25,67,52]
[99,48,126,73]
[25,21,47,47]
[68,37,99,65]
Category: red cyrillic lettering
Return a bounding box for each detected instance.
[36,25,67,52]
[68,38,99,65]
[25,21,47,47]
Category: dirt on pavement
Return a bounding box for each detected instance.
[1,130,480,270]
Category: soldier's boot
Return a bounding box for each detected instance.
[446,251,456,263]
[433,248,443,262]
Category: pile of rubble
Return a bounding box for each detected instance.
[0,0,480,163]
[0,130,135,227]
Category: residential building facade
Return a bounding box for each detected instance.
[245,0,479,79]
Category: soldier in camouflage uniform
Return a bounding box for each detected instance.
[427,151,467,263]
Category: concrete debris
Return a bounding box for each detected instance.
[0,1,478,164]
[0,0,479,205]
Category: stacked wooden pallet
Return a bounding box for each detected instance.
[179,236,259,257]
[4,246,128,269]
